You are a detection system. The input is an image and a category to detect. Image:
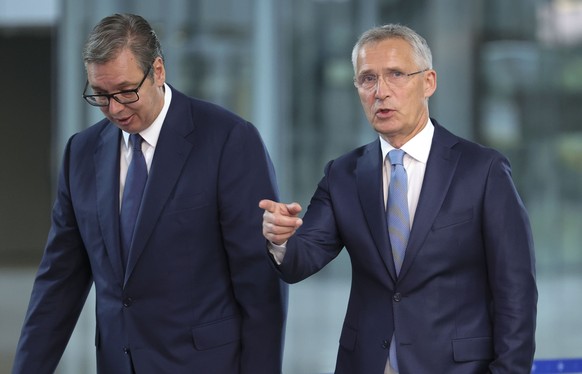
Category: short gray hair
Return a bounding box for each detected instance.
[83,13,164,76]
[351,24,432,74]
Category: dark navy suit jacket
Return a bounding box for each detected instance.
[277,120,536,374]
[13,86,288,374]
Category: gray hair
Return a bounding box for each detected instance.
[82,13,164,76]
[351,24,432,74]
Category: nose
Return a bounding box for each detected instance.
[375,75,391,99]
[107,98,126,113]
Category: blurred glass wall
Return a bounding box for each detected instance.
[1,0,581,373]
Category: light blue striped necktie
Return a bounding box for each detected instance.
[387,148,410,372]
[387,148,410,275]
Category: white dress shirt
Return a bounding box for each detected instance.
[119,83,172,208]
[380,119,434,226]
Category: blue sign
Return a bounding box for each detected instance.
[532,358,582,373]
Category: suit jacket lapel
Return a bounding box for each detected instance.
[398,122,460,280]
[124,91,194,285]
[357,140,397,282]
[94,124,125,283]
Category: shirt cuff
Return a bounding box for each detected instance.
[267,241,287,265]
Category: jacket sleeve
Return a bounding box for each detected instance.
[12,136,93,374]
[217,120,288,374]
[483,155,537,373]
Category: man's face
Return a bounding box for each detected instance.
[85,48,165,134]
[354,38,436,148]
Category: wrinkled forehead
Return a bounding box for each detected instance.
[356,38,417,72]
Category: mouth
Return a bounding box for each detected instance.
[114,114,133,126]
[375,108,394,118]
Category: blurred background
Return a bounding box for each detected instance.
[1,0,581,373]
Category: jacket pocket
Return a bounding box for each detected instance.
[191,316,241,351]
[452,336,494,362]
[432,208,473,231]
[162,192,211,216]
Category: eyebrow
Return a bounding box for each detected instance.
[357,68,374,75]
[88,80,138,94]
[357,67,404,75]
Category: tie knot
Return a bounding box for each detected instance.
[130,134,143,152]
[388,149,405,166]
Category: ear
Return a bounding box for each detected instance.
[424,69,437,99]
[152,56,166,86]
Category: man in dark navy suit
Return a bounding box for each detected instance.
[260,24,536,374]
[13,13,287,374]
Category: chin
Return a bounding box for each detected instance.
[373,121,399,134]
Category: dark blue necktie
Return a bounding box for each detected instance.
[386,148,410,373]
[120,134,147,269]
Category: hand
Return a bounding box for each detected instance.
[259,199,303,245]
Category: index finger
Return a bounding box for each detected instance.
[259,199,277,213]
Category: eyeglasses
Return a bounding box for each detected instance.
[82,66,151,107]
[354,68,429,90]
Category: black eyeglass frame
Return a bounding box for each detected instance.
[82,66,152,107]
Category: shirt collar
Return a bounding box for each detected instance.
[123,83,173,148]
[380,118,434,164]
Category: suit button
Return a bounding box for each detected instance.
[123,298,133,307]
[123,347,130,354]
[381,340,389,349]
[393,292,401,302]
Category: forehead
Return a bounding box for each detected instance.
[356,38,416,72]
[86,49,141,87]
